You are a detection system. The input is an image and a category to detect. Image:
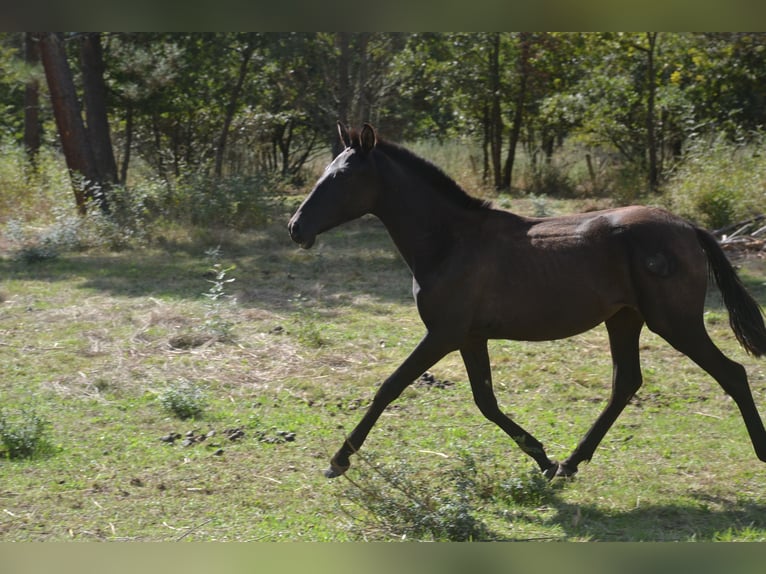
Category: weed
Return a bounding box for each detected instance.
[529,194,551,217]
[157,379,208,420]
[0,405,54,460]
[497,468,555,507]
[202,247,237,342]
[293,310,328,349]
[339,452,493,541]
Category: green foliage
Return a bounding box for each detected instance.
[157,379,208,420]
[0,405,53,460]
[497,468,555,507]
[527,164,577,199]
[340,452,493,541]
[665,135,766,228]
[172,173,282,230]
[340,452,557,541]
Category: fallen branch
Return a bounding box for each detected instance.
[710,215,766,257]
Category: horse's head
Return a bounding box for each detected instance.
[288,122,380,249]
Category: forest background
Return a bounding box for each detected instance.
[1,32,766,240]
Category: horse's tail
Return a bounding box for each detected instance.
[695,227,766,357]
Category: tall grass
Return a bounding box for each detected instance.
[664,134,766,229]
[0,143,71,225]
[0,140,293,259]
[2,132,766,259]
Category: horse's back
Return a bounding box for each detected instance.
[462,205,707,341]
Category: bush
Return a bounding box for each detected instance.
[158,379,208,420]
[339,452,557,541]
[527,164,578,199]
[665,134,766,230]
[172,173,284,230]
[0,405,54,460]
[340,453,491,541]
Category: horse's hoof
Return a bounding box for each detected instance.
[542,463,559,481]
[543,462,577,481]
[324,461,350,478]
[555,462,578,479]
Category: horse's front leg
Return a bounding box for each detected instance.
[325,332,454,478]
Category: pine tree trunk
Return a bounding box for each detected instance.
[38,32,101,214]
[80,32,118,201]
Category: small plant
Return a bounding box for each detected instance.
[497,467,555,507]
[294,310,328,348]
[339,452,492,541]
[202,247,237,342]
[528,193,551,218]
[0,405,53,460]
[158,379,208,420]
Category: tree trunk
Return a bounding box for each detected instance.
[481,104,490,185]
[120,103,133,185]
[38,32,101,214]
[215,40,256,178]
[80,32,118,202]
[645,32,659,193]
[503,33,531,191]
[24,33,41,165]
[488,33,503,190]
[333,32,352,157]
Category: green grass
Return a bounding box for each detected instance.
[2,196,766,541]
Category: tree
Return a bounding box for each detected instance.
[214,33,260,178]
[38,32,105,213]
[563,33,690,193]
[677,33,766,140]
[502,32,533,190]
[23,32,41,164]
[80,33,118,191]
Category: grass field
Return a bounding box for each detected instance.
[2,192,766,542]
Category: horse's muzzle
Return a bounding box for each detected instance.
[288,215,315,249]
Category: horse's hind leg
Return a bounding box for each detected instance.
[650,316,766,464]
[460,338,558,477]
[558,307,645,477]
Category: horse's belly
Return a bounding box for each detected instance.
[474,283,631,341]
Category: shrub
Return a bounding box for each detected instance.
[172,173,283,230]
[497,468,555,507]
[0,405,54,460]
[340,453,491,541]
[158,379,208,420]
[527,164,577,199]
[665,134,766,230]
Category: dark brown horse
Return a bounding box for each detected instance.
[288,122,766,480]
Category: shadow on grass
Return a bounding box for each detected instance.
[0,216,411,310]
[4,216,766,323]
[540,493,766,541]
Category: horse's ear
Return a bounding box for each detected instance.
[360,123,377,153]
[337,121,351,149]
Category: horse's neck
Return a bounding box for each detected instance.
[372,167,476,278]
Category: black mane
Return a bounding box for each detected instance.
[349,130,491,211]
[378,139,491,211]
